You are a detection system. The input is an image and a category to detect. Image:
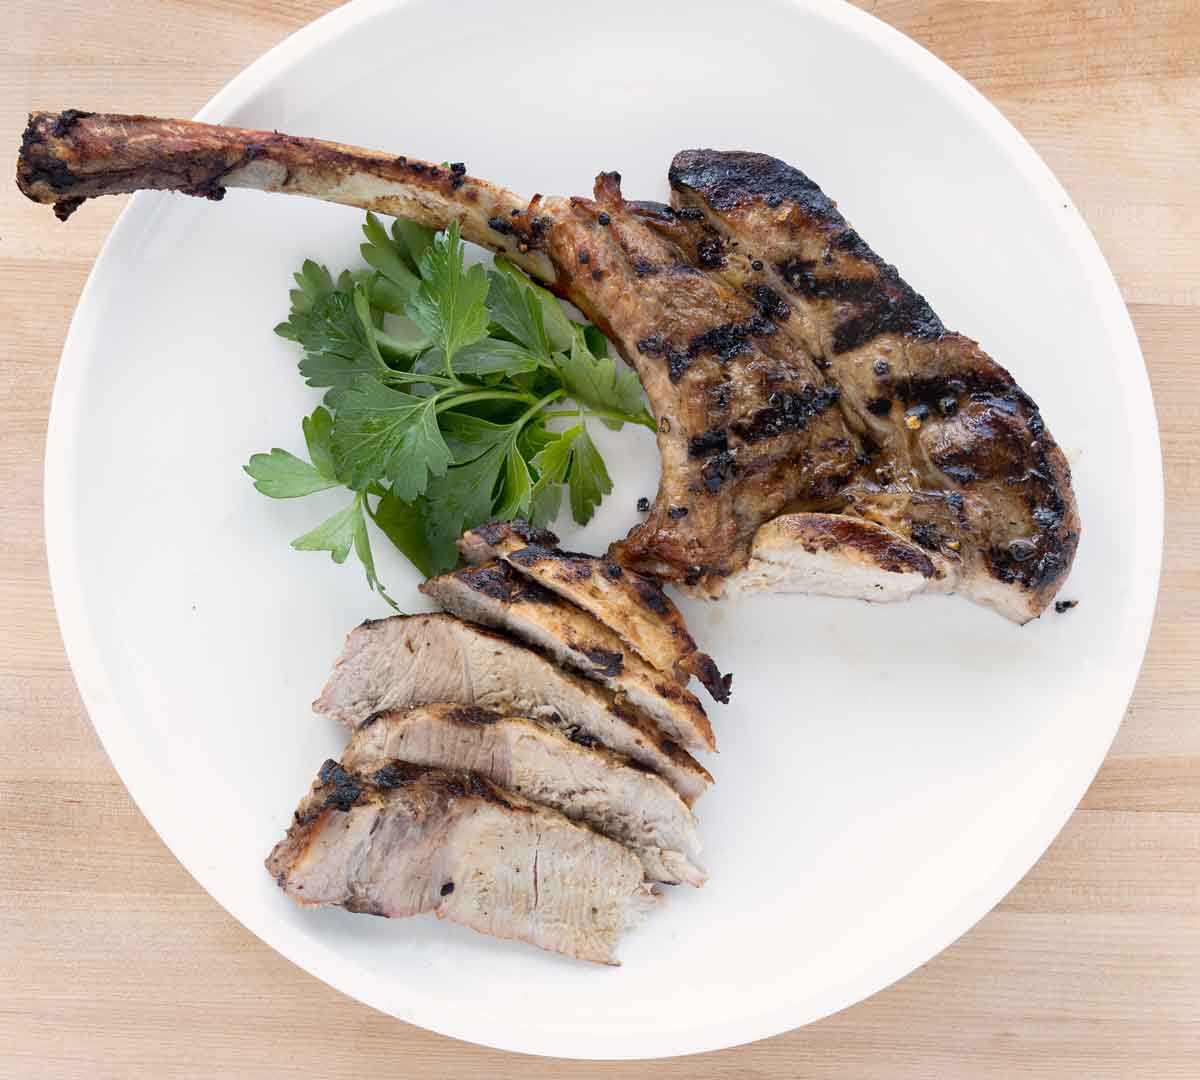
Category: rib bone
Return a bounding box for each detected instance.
[18,110,1079,621]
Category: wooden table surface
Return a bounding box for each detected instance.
[3,2,1197,1076]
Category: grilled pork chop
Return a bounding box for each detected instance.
[314,613,712,803]
[421,560,716,752]
[17,112,1078,620]
[457,522,730,704]
[341,705,705,886]
[266,759,656,964]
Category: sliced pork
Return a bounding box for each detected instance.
[458,522,731,703]
[266,759,656,964]
[314,613,712,804]
[341,705,705,886]
[420,560,715,752]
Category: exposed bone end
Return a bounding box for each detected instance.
[18,110,246,214]
[16,110,559,282]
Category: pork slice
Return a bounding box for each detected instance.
[457,522,731,704]
[266,759,657,964]
[420,561,715,752]
[341,705,705,886]
[314,613,712,804]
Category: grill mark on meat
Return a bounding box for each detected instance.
[668,150,946,353]
[423,558,717,751]
[688,428,728,458]
[18,114,1079,619]
[582,647,624,677]
[459,523,731,704]
[267,760,657,963]
[686,314,775,363]
[701,450,736,494]
[667,149,1079,617]
[730,384,842,444]
[314,613,714,801]
[315,759,364,814]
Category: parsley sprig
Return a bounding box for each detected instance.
[245,213,653,606]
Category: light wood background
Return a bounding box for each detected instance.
[3,2,1197,1076]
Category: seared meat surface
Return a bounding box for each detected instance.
[18,112,1078,620]
[266,759,656,964]
[421,560,716,752]
[341,705,705,886]
[457,522,730,703]
[659,152,1079,620]
[314,613,712,803]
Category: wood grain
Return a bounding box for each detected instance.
[2,1,1197,1075]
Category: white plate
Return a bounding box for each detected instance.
[44,0,1161,1060]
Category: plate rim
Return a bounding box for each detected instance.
[42,0,1164,1059]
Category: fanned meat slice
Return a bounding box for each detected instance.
[341,705,705,886]
[664,151,1080,622]
[314,613,712,804]
[458,522,731,703]
[420,560,716,752]
[18,112,1079,620]
[266,759,656,965]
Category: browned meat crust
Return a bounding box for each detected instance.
[266,759,656,964]
[312,613,713,803]
[660,151,1080,619]
[458,522,731,702]
[16,112,1078,620]
[340,704,706,885]
[420,560,717,751]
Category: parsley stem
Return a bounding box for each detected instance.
[383,370,457,388]
[583,406,658,431]
[436,388,538,412]
[515,389,567,427]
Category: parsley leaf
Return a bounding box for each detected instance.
[406,219,490,371]
[331,376,452,497]
[391,218,434,270]
[361,212,420,298]
[255,212,643,600]
[291,497,361,562]
[440,413,512,463]
[567,427,612,524]
[244,449,338,498]
[492,256,575,352]
[420,444,508,569]
[245,406,341,497]
[302,406,338,480]
[414,339,540,378]
[558,332,653,429]
[289,285,389,397]
[494,441,533,520]
[291,492,396,608]
[529,483,563,527]
[530,424,581,490]
[371,491,441,578]
[487,268,552,361]
[280,259,337,327]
